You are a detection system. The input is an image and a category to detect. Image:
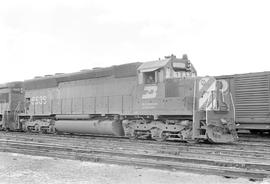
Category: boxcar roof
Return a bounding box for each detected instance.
[216,71,270,79]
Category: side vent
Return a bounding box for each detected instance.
[234,74,270,118]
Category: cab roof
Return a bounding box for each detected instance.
[137,54,197,74]
[137,58,170,72]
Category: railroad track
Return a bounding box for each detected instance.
[0,131,270,181]
[238,133,270,143]
[2,131,270,148]
[2,131,270,154]
[1,132,270,163]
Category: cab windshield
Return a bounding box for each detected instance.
[165,68,196,79]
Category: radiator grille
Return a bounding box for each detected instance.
[234,75,270,118]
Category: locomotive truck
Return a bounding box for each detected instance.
[0,54,238,143]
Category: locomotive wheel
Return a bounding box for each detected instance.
[129,135,138,140]
[34,124,40,133]
[55,129,64,135]
[40,128,47,134]
[186,139,200,144]
[26,127,30,132]
[154,133,167,142]
[124,130,138,140]
[151,128,167,142]
[48,125,55,134]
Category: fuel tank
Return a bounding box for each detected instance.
[54,120,125,136]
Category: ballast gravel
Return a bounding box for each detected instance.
[0,152,268,184]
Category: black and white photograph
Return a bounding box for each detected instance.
[0,0,270,183]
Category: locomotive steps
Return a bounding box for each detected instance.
[0,132,269,181]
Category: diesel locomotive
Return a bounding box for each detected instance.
[0,55,238,143]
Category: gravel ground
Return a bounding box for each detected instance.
[0,152,268,184]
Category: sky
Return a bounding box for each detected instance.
[0,0,270,83]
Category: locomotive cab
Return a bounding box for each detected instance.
[0,82,24,131]
[138,54,196,85]
[127,55,200,141]
[125,55,238,143]
[134,54,197,116]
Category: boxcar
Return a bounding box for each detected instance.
[217,71,270,133]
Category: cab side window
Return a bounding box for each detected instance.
[138,69,164,84]
[144,72,155,84]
